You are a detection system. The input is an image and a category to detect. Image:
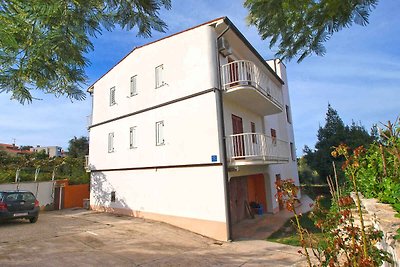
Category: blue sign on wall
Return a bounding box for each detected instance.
[211,155,218,162]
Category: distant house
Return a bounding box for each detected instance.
[0,143,32,155]
[87,17,300,241]
[30,146,63,158]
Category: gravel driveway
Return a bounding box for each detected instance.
[0,209,307,266]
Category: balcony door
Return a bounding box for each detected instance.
[228,57,239,87]
[232,114,245,158]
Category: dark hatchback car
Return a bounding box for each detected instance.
[0,191,40,223]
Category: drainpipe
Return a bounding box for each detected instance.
[214,23,232,241]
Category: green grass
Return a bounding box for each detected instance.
[266,195,331,247]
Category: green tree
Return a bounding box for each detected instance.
[68,136,89,158]
[244,0,378,62]
[304,104,374,183]
[0,0,171,104]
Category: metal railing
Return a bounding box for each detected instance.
[226,133,289,162]
[220,60,283,109]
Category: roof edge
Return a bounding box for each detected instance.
[87,16,226,91]
[222,17,284,85]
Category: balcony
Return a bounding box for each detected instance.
[226,133,289,166]
[221,60,283,115]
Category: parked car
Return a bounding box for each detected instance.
[0,191,40,223]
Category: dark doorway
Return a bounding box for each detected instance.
[232,114,245,158]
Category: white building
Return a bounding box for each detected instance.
[30,145,63,158]
[87,17,300,241]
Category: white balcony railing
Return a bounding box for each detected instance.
[226,133,289,163]
[221,60,283,109]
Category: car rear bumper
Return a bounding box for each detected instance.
[0,207,40,220]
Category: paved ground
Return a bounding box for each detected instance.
[0,209,308,266]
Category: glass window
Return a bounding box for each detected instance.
[155,65,164,88]
[129,126,137,149]
[155,121,165,146]
[108,132,114,153]
[130,75,137,96]
[110,87,116,106]
[290,142,296,161]
[286,105,292,124]
[271,128,277,145]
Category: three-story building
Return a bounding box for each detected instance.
[87,17,299,241]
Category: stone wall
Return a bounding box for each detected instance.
[351,193,400,266]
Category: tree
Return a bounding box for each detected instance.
[304,104,375,183]
[0,0,171,104]
[68,136,89,158]
[244,0,378,62]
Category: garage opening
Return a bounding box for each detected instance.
[229,174,267,224]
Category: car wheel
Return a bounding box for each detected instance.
[29,216,38,223]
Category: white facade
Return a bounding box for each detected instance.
[88,17,300,241]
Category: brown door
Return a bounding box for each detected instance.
[229,177,249,224]
[232,114,245,158]
[54,186,64,210]
[228,57,238,86]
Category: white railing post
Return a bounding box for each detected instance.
[220,60,283,109]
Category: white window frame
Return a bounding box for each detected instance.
[130,75,138,96]
[155,121,165,146]
[129,126,137,149]
[155,64,165,88]
[108,132,114,153]
[110,87,116,106]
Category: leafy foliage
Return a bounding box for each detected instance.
[304,104,375,184]
[244,0,378,62]
[68,136,89,158]
[0,0,171,103]
[0,151,88,184]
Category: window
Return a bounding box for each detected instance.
[129,126,137,149]
[155,121,165,146]
[251,122,256,143]
[110,87,116,106]
[130,75,137,96]
[290,142,296,161]
[271,128,277,145]
[155,64,164,88]
[285,105,292,124]
[111,191,116,202]
[108,132,114,153]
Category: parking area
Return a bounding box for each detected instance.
[0,209,307,266]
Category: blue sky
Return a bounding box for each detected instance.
[0,0,399,155]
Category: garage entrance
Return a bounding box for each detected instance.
[229,174,267,224]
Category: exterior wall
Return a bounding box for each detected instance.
[91,25,218,125]
[90,165,227,240]
[64,184,90,209]
[0,181,55,209]
[89,92,221,170]
[30,146,62,157]
[223,99,264,136]
[265,60,300,212]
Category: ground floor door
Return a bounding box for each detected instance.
[54,186,64,210]
[229,176,248,224]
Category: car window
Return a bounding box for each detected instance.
[23,193,35,201]
[6,194,18,201]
